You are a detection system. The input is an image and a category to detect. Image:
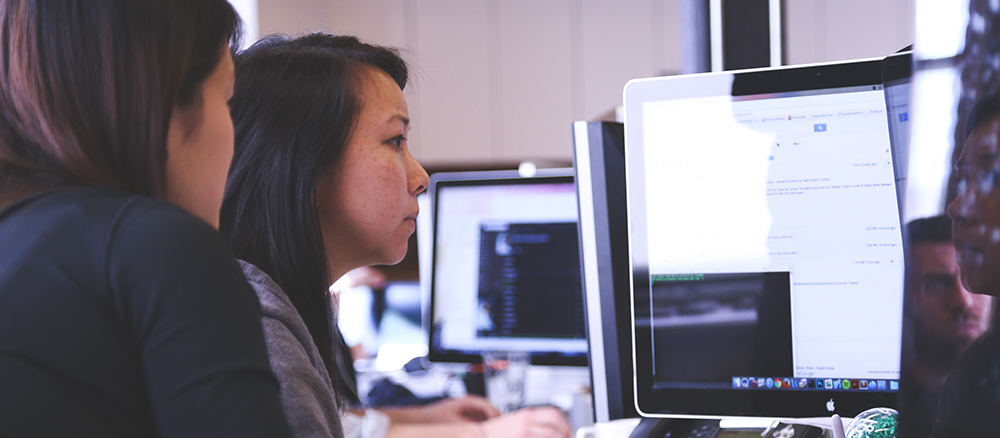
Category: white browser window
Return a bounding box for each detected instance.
[641,86,904,380]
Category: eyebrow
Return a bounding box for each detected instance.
[389,114,410,126]
[977,152,1000,165]
[955,153,1000,172]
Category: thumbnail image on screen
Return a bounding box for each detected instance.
[476,222,585,340]
[638,272,792,389]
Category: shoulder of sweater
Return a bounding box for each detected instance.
[239,260,301,322]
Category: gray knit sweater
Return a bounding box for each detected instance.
[240,261,346,438]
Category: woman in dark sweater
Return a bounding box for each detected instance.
[0,1,293,437]
[221,33,571,438]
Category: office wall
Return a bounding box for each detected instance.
[257,0,681,165]
[256,0,914,165]
[784,0,915,65]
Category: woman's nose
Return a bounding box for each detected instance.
[948,187,977,224]
[407,152,429,196]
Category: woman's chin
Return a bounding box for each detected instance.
[387,251,407,266]
[375,247,409,267]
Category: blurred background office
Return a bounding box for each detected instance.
[229,0,914,167]
[224,0,919,415]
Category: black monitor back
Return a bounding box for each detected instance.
[573,121,639,421]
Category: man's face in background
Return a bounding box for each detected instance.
[910,240,992,364]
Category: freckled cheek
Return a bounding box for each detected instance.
[956,252,983,283]
[981,195,1000,229]
[372,161,408,200]
[969,253,986,270]
[984,132,1000,149]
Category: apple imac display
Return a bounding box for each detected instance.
[426,170,588,366]
[572,121,639,422]
[624,58,904,418]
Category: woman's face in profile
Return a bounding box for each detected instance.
[318,68,429,279]
[164,46,236,229]
[949,112,1000,296]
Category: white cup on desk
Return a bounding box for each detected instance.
[575,418,641,438]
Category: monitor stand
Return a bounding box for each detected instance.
[628,418,721,438]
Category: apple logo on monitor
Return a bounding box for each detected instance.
[827,399,836,412]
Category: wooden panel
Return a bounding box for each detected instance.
[783,0,821,65]
[255,0,692,164]
[656,0,684,76]
[409,0,492,164]
[257,0,330,36]
[823,0,906,62]
[255,0,915,163]
[496,0,575,162]
[783,0,913,66]
[580,0,656,120]
[326,0,407,48]
[895,0,916,53]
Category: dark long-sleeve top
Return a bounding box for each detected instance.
[930,330,1000,438]
[0,187,294,438]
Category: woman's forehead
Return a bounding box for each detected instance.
[962,117,1000,163]
[357,71,407,122]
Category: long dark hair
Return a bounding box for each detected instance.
[0,0,241,201]
[221,34,409,395]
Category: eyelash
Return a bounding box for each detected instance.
[990,169,1000,188]
[388,135,406,149]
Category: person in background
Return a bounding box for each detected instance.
[0,1,293,437]
[902,215,992,437]
[221,33,572,438]
[933,94,1000,437]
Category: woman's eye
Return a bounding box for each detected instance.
[978,170,999,193]
[388,135,406,149]
[990,169,1000,189]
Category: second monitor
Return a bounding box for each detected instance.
[426,170,588,366]
[624,57,905,418]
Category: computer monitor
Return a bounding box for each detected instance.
[624,58,905,418]
[882,51,911,211]
[572,121,640,422]
[426,169,588,366]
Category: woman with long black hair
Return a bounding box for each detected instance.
[222,33,571,438]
